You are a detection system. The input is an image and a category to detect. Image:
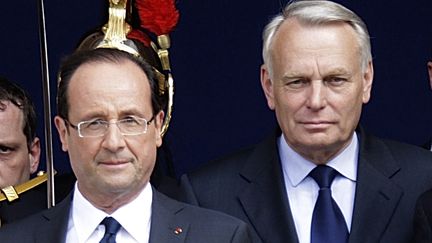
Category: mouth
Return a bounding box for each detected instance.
[298,121,335,130]
[98,159,131,168]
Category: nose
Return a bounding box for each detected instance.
[306,80,327,111]
[101,124,126,152]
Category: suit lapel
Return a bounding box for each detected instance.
[349,129,403,243]
[149,189,189,243]
[34,193,72,243]
[238,134,299,243]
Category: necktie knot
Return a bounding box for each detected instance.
[100,217,121,243]
[309,165,338,189]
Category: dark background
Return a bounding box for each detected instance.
[0,1,431,177]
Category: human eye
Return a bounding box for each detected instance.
[0,145,13,155]
[285,79,309,89]
[325,76,347,86]
[83,119,106,130]
[121,116,142,126]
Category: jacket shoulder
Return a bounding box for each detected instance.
[154,191,252,242]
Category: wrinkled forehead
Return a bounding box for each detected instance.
[275,18,360,49]
[0,100,25,129]
[67,61,152,115]
[268,18,363,69]
[70,59,149,89]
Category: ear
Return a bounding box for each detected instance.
[260,64,276,110]
[54,116,69,152]
[154,110,165,147]
[28,137,41,174]
[362,60,374,104]
[427,61,432,90]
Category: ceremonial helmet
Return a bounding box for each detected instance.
[75,0,179,136]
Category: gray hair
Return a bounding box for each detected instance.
[262,0,371,75]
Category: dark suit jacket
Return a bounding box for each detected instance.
[413,189,432,243]
[421,140,432,151]
[0,188,252,243]
[180,128,432,243]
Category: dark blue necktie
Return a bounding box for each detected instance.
[99,217,121,243]
[310,165,349,243]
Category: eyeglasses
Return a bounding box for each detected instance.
[64,115,155,138]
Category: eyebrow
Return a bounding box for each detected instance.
[325,67,352,76]
[118,108,150,117]
[281,67,352,80]
[80,108,149,120]
[0,140,21,148]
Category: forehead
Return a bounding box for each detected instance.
[0,101,25,138]
[67,60,152,118]
[270,19,361,72]
[273,19,359,54]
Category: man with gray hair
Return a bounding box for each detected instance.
[180,1,432,242]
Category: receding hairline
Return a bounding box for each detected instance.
[67,57,150,83]
[265,16,367,75]
[270,17,361,51]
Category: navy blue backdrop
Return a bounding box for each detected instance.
[0,1,431,177]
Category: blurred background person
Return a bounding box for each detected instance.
[0,76,40,189]
[0,76,74,226]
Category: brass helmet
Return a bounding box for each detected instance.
[76,0,179,137]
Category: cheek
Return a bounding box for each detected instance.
[0,161,15,175]
[274,91,303,115]
[334,91,364,127]
[0,157,29,184]
[128,139,157,167]
[131,139,156,157]
[67,138,99,166]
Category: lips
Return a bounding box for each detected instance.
[100,160,128,164]
[298,121,335,130]
[300,120,334,124]
[98,159,131,167]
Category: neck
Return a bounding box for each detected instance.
[77,182,147,214]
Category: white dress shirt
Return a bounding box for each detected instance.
[66,182,153,243]
[278,133,358,243]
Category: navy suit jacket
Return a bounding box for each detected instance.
[0,188,252,243]
[413,188,432,242]
[180,128,432,243]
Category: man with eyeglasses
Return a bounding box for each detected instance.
[0,48,251,242]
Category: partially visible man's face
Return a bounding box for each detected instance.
[55,59,163,201]
[427,61,432,89]
[261,19,373,163]
[0,101,40,188]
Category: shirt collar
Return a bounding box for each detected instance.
[71,182,153,243]
[278,132,359,187]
